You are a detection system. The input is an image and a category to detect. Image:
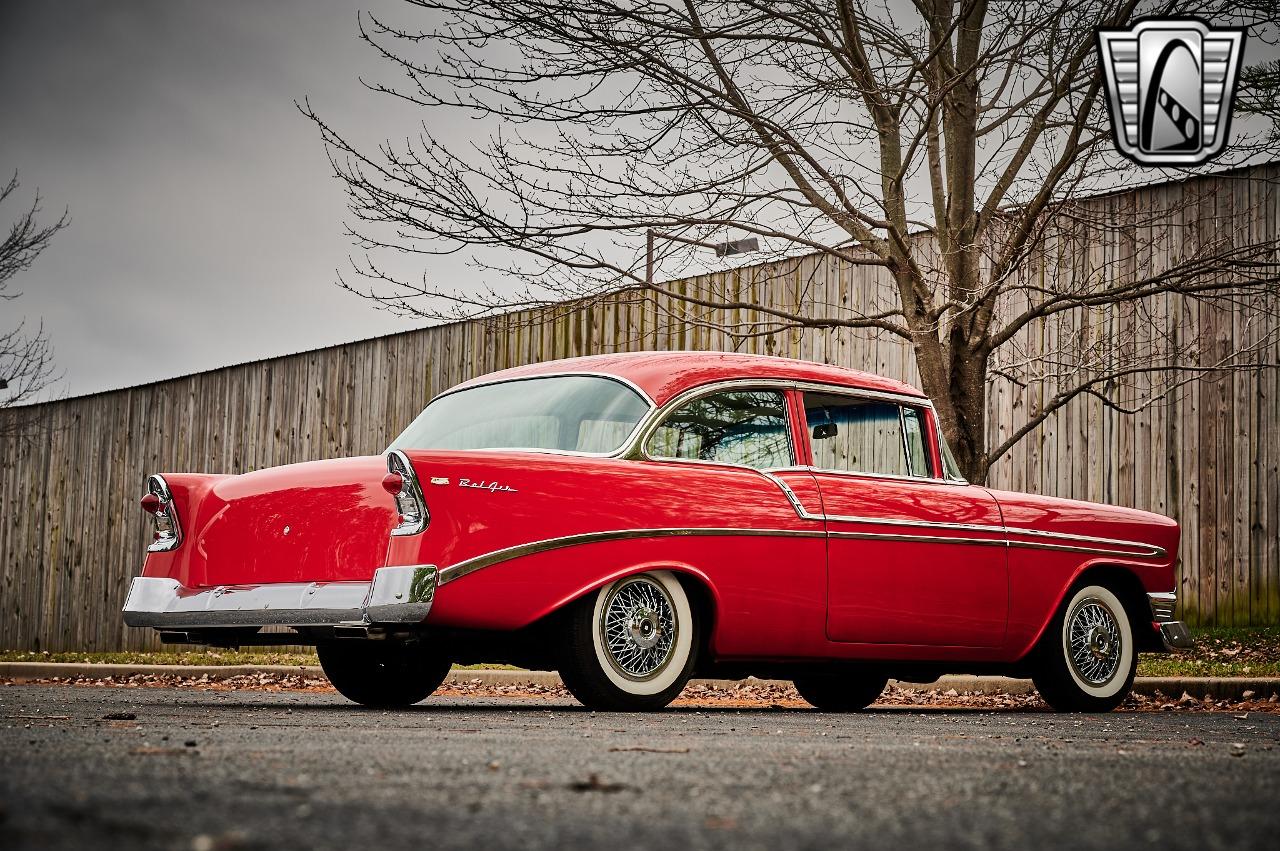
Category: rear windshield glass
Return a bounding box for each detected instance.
[389,375,650,454]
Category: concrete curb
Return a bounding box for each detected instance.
[2,662,1278,701]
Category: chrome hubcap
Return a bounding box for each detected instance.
[601,578,677,680]
[1067,598,1123,686]
[627,608,661,649]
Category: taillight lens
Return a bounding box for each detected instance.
[142,475,182,552]
[386,451,428,536]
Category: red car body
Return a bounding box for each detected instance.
[124,351,1188,696]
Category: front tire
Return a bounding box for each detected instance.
[317,639,451,708]
[1032,584,1136,713]
[559,570,699,711]
[793,673,888,711]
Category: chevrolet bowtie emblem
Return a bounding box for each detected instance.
[1096,18,1245,166]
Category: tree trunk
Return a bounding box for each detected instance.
[917,334,990,485]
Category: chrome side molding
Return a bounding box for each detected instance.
[757,471,1166,560]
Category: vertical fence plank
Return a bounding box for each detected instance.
[0,166,1276,649]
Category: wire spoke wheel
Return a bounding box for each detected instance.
[600,576,678,680]
[1066,598,1123,686]
[560,569,698,711]
[1033,583,1136,713]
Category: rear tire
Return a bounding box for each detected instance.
[1032,584,1136,713]
[793,673,888,711]
[317,639,451,708]
[558,570,698,711]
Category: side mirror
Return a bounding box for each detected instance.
[812,422,838,440]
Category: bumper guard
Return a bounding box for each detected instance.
[1147,591,1194,650]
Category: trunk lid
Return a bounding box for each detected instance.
[146,456,396,587]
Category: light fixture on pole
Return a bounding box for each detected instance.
[645,229,761,286]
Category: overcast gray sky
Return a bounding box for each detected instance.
[3,2,1274,401]
[0,0,450,399]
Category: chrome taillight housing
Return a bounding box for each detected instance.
[141,474,182,552]
[384,450,429,536]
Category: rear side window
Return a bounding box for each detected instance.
[390,375,649,454]
[804,392,932,478]
[647,389,793,470]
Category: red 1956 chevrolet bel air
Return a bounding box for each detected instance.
[124,351,1191,712]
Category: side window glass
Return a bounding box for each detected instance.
[647,389,793,470]
[901,407,930,477]
[937,426,967,482]
[805,392,932,478]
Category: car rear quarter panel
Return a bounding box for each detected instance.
[386,451,830,658]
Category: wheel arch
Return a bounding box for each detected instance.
[1019,562,1160,659]
[542,560,721,640]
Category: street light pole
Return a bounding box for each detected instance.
[644,229,760,286]
[646,228,655,288]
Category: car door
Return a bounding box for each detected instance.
[799,389,1008,647]
[642,385,828,657]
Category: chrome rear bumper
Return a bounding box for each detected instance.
[122,565,437,630]
[1147,591,1194,650]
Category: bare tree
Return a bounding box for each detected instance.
[1,172,66,430]
[304,0,1280,482]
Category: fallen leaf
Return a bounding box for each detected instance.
[568,773,627,793]
[607,746,690,754]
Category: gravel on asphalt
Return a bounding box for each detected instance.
[3,682,1279,850]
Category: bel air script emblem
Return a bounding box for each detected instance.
[457,477,518,494]
[1096,18,1245,166]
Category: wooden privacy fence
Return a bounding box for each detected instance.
[2,165,1277,651]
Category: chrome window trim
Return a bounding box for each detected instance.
[639,383,797,469]
[435,370,657,406]
[391,371,657,459]
[629,377,929,463]
[796,464,960,487]
[796,384,945,482]
[898,405,913,477]
[933,414,969,484]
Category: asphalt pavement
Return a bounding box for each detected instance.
[3,684,1278,850]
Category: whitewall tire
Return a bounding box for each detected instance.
[1032,584,1137,712]
[559,570,699,711]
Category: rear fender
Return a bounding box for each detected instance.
[535,559,720,635]
[139,473,228,587]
